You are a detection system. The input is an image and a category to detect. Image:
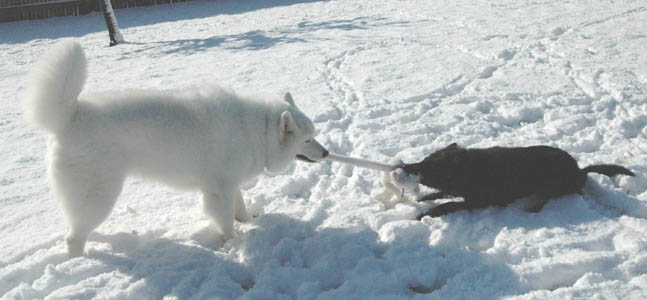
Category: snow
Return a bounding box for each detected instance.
[1,0,647,299]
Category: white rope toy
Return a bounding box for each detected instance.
[326,153,420,196]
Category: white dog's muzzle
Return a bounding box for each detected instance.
[297,139,328,163]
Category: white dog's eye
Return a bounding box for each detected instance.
[305,139,311,143]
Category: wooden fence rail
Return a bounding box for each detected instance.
[0,0,191,23]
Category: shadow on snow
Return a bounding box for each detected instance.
[0,0,327,45]
[86,212,527,299]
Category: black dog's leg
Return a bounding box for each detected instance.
[419,192,455,202]
[416,201,471,220]
[416,195,497,219]
[525,196,550,213]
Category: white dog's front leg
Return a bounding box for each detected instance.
[202,189,236,239]
[235,190,251,222]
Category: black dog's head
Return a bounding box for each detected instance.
[401,143,463,189]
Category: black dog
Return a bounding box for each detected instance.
[401,143,635,219]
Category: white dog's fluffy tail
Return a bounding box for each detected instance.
[24,39,86,133]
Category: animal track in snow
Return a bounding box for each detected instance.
[478,65,498,79]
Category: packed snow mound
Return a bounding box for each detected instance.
[2,0,647,299]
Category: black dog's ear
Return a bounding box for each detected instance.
[445,143,459,150]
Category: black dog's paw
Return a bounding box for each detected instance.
[416,207,445,220]
[418,192,453,202]
[417,202,469,220]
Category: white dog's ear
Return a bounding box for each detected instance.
[284,92,296,107]
[279,111,295,143]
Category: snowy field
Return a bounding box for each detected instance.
[2,0,647,298]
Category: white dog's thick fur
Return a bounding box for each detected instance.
[24,40,328,257]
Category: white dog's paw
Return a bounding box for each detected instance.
[235,215,251,223]
[235,209,251,223]
[65,236,86,258]
[190,225,233,249]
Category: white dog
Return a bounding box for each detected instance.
[24,40,328,257]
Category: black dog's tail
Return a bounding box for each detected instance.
[582,164,635,177]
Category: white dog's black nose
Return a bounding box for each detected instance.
[322,150,329,158]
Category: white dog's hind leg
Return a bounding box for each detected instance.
[234,190,250,222]
[51,156,124,257]
[202,189,236,240]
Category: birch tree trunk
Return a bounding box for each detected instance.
[101,0,125,46]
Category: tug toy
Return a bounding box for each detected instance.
[326,153,420,196]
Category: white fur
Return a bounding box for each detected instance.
[24,40,328,257]
[374,159,420,208]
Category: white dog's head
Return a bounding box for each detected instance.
[265,93,328,173]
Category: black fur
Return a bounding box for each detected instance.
[401,143,635,219]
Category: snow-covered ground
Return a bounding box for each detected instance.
[2,0,647,298]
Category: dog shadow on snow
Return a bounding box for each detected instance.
[81,179,640,299]
[86,211,534,299]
